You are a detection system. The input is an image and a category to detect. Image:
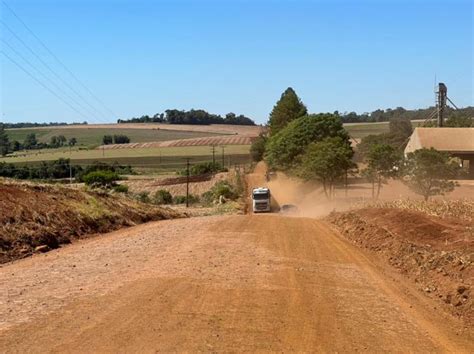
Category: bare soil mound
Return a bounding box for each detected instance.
[327,207,473,325]
[0,181,184,263]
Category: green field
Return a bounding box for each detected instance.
[0,145,251,171]
[344,121,423,139]
[5,127,225,147]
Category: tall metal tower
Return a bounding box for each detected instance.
[436,83,447,127]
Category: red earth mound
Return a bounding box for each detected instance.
[327,207,473,325]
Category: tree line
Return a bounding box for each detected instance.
[338,106,473,124]
[251,87,464,201]
[0,127,79,156]
[117,109,256,126]
[1,121,88,129]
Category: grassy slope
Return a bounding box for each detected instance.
[0,181,184,263]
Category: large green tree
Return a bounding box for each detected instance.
[403,148,459,201]
[0,124,9,156]
[250,133,267,162]
[362,144,402,199]
[265,113,350,171]
[268,87,307,135]
[299,137,355,199]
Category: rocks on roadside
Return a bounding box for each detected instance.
[34,245,50,253]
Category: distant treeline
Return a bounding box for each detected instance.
[338,106,474,123]
[117,109,256,126]
[1,121,88,129]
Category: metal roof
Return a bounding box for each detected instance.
[405,127,474,154]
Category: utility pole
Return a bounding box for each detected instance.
[221,145,225,168]
[186,157,190,208]
[211,145,216,165]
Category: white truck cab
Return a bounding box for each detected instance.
[252,187,271,213]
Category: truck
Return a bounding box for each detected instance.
[252,187,271,213]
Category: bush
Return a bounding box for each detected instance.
[173,194,199,204]
[113,184,129,194]
[154,189,173,204]
[83,171,120,189]
[202,181,239,204]
[136,191,151,203]
[180,162,225,176]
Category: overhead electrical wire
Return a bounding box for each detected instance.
[0,19,109,122]
[1,50,90,120]
[1,38,99,120]
[2,0,117,120]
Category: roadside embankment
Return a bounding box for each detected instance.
[326,201,473,325]
[0,181,184,263]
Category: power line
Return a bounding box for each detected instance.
[1,38,97,119]
[0,50,89,120]
[2,0,117,120]
[0,19,108,122]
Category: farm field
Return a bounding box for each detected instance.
[5,126,226,147]
[6,120,424,144]
[344,120,424,139]
[0,145,251,170]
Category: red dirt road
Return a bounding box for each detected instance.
[0,214,472,352]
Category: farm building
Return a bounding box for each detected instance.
[404,127,474,178]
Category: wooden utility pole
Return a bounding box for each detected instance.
[186,158,190,208]
[221,146,225,167]
[211,145,216,165]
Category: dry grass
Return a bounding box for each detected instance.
[353,199,474,222]
[0,180,185,263]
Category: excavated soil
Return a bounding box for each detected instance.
[327,208,473,325]
[0,181,183,263]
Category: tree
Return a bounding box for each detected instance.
[299,137,355,199]
[83,170,120,189]
[265,113,350,171]
[153,190,173,205]
[268,87,307,135]
[57,135,67,146]
[23,133,38,150]
[0,124,9,156]
[250,133,267,162]
[388,116,413,149]
[11,140,22,152]
[403,148,460,201]
[68,137,77,146]
[445,112,473,127]
[113,135,130,144]
[103,135,113,145]
[362,144,402,199]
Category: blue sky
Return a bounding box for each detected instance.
[1,0,472,124]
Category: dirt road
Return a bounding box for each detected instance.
[1,213,472,352]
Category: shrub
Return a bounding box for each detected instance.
[83,171,120,189]
[136,191,151,203]
[113,184,129,194]
[154,189,173,204]
[180,161,225,176]
[204,181,239,202]
[173,194,199,204]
